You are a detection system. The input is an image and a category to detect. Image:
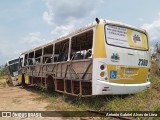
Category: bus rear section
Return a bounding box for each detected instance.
[93,22,150,95]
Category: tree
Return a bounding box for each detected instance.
[155,42,160,72]
[0,65,5,76]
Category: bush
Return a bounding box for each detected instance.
[0,65,5,77]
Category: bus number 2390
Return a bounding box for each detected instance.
[138,59,148,66]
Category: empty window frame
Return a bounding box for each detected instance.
[24,54,28,66]
[19,57,23,68]
[28,51,34,65]
[43,44,53,64]
[54,39,69,62]
[35,49,42,64]
[71,30,93,60]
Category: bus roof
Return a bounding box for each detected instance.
[20,19,147,55]
[6,58,19,65]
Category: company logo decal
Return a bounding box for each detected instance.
[133,34,141,43]
[131,31,142,46]
[111,53,120,62]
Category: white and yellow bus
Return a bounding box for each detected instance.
[6,58,19,86]
[18,18,150,96]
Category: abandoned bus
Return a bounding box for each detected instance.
[6,58,19,86]
[18,18,150,96]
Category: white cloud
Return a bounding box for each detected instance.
[0,46,20,65]
[50,25,74,38]
[138,18,144,22]
[43,0,99,26]
[0,32,48,65]
[1,0,104,65]
[43,11,54,25]
[42,0,103,38]
[22,32,47,47]
[141,13,160,42]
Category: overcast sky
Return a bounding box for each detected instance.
[0,0,160,65]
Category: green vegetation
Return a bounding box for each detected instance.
[34,63,160,117]
[0,66,8,88]
[0,75,7,80]
[0,65,6,79]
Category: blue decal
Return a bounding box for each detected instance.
[110,71,117,79]
[111,53,120,61]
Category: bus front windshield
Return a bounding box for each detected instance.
[105,24,148,50]
[9,63,18,73]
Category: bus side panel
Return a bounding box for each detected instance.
[25,75,29,84]
[18,74,22,84]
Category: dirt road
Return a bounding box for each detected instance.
[0,79,66,120]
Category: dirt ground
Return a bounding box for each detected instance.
[0,79,70,120]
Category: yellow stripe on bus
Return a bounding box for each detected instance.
[18,74,22,83]
[93,24,106,58]
[25,75,29,84]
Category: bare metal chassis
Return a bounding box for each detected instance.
[20,59,93,97]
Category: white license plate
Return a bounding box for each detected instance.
[125,69,134,74]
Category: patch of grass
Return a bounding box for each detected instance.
[106,88,159,111]
[34,91,58,101]
[0,82,6,88]
[34,91,88,111]
[12,99,21,104]
[0,75,7,80]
